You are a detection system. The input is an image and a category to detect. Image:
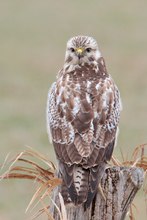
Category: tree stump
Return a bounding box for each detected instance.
[50,167,144,220]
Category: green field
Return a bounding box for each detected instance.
[0,1,147,219]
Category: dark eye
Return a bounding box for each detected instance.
[86,48,92,53]
[70,47,75,52]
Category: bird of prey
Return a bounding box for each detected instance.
[46,36,122,209]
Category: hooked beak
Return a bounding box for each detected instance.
[76,48,84,58]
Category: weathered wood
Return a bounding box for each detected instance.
[50,167,144,220]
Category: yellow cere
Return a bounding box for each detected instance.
[76,48,84,54]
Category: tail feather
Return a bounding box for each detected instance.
[60,162,106,209]
[73,166,89,205]
[84,162,106,209]
[60,163,89,205]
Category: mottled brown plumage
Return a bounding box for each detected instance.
[46,36,122,209]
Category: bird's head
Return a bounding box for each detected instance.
[65,36,101,65]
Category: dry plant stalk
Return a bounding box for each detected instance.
[0,148,62,219]
[0,144,146,220]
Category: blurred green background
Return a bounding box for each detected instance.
[0,0,147,219]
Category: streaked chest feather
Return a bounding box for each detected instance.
[55,64,114,120]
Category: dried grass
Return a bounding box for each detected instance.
[0,144,147,220]
[0,147,62,219]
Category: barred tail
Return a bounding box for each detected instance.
[84,162,106,210]
[60,162,106,210]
